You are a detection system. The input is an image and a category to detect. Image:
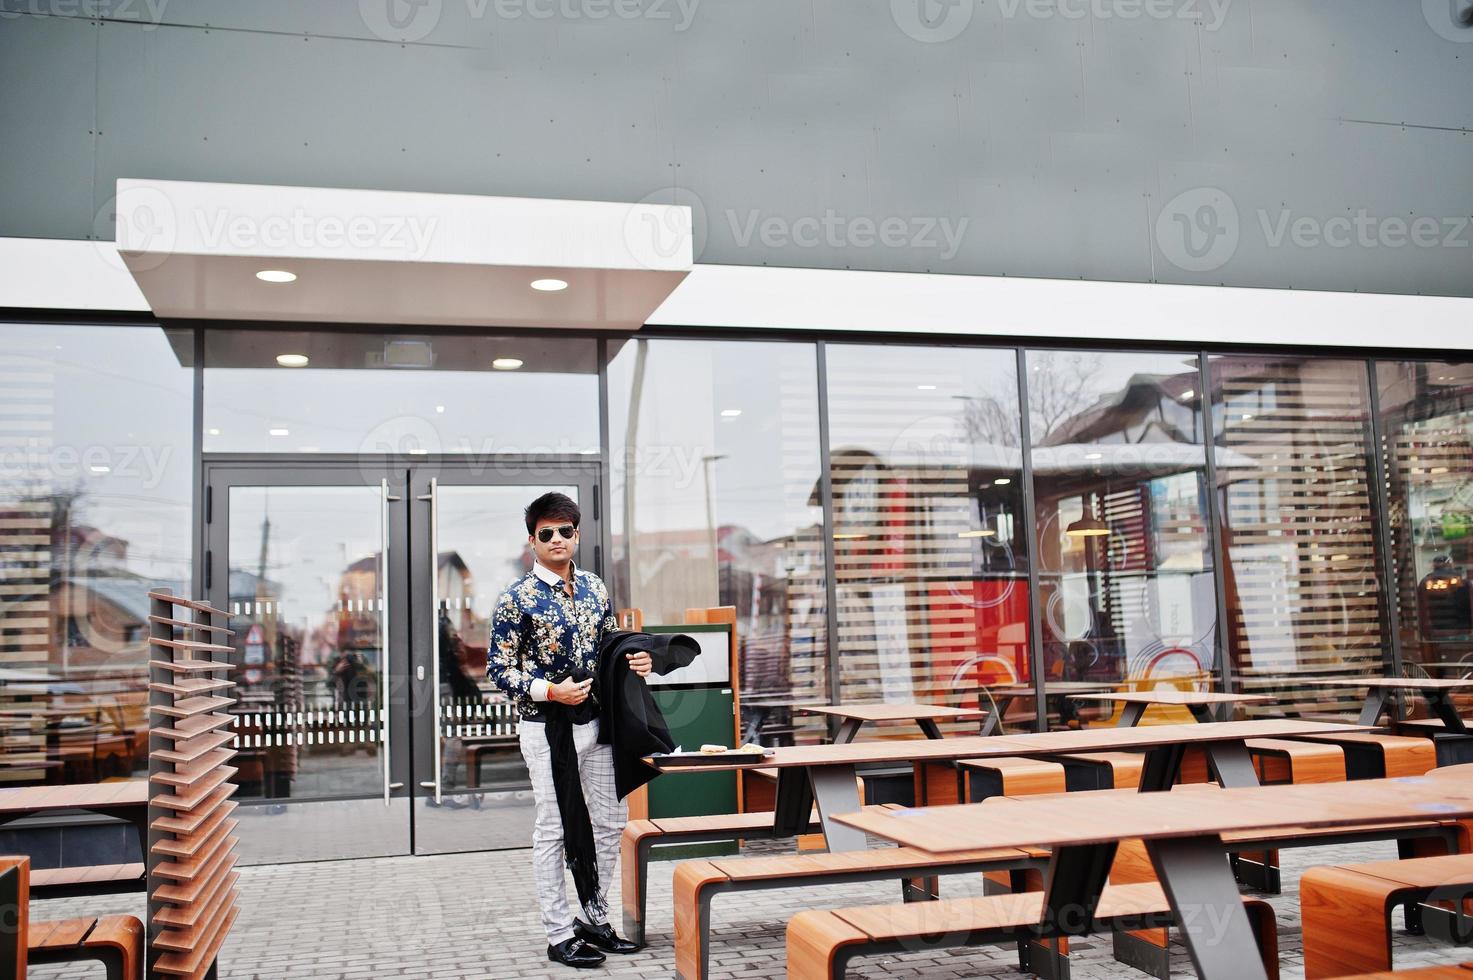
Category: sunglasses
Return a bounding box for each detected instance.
[536,524,578,543]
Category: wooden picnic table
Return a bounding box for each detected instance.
[644,718,1371,852]
[0,782,148,895]
[1309,677,1473,733]
[1067,689,1271,726]
[982,682,1116,735]
[836,771,1473,980]
[797,703,988,743]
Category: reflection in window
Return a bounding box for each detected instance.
[1211,356,1387,715]
[1377,361,1473,675]
[608,339,827,746]
[0,324,192,786]
[1026,350,1215,724]
[204,330,599,456]
[825,345,1029,732]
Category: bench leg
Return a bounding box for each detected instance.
[901,875,939,902]
[1146,836,1269,980]
[1112,929,1171,980]
[622,837,653,946]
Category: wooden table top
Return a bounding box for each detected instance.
[644,718,1371,773]
[989,682,1119,696]
[0,781,147,815]
[835,771,1473,854]
[1312,678,1473,690]
[1067,690,1271,707]
[798,703,989,722]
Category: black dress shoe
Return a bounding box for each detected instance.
[574,918,641,953]
[547,937,605,968]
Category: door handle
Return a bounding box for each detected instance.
[424,478,443,804]
[380,478,394,807]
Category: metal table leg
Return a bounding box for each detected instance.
[1359,688,1391,727]
[1145,835,1269,980]
[832,718,864,744]
[1188,703,1218,724]
[1425,689,1469,734]
[917,718,944,740]
[808,763,868,853]
[1139,743,1186,792]
[1118,702,1148,727]
[772,766,814,837]
[1206,740,1260,788]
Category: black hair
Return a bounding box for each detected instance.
[524,491,581,535]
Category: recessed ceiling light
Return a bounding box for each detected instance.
[1085,452,1103,460]
[492,357,524,371]
[917,384,937,391]
[1242,413,1255,420]
[269,428,290,436]
[275,353,310,368]
[256,270,297,283]
[88,465,111,474]
[993,478,1012,486]
[720,409,743,418]
[833,533,868,540]
[435,405,446,414]
[958,529,996,538]
[207,428,221,436]
[1180,389,1195,400]
[530,278,568,292]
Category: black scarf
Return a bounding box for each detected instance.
[543,666,603,918]
[542,630,701,917]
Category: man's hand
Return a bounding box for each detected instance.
[549,677,593,705]
[626,651,653,678]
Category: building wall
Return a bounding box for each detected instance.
[2,0,1471,296]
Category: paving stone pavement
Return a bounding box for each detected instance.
[22,836,1473,979]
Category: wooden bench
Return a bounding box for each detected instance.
[784,881,1279,980]
[2,855,145,980]
[622,808,828,944]
[30,915,145,980]
[1302,852,1473,978]
[1289,732,1436,780]
[955,757,1067,802]
[1332,966,1473,979]
[1055,751,1143,790]
[672,844,1045,979]
[1247,737,1347,784]
[30,861,146,899]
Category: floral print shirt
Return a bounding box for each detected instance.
[486,562,620,716]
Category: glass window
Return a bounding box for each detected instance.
[1026,350,1216,725]
[0,322,193,788]
[825,344,1029,733]
[1376,360,1473,676]
[607,339,828,746]
[203,330,599,455]
[1210,355,1387,715]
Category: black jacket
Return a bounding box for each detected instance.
[596,630,701,800]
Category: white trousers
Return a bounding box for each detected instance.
[518,717,626,945]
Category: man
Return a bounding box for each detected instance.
[488,491,651,969]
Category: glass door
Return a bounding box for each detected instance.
[408,465,600,854]
[205,462,412,864]
[204,459,602,864]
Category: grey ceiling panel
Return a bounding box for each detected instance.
[1,0,1470,296]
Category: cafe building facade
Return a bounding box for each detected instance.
[0,176,1470,866]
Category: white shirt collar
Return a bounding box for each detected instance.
[533,560,575,589]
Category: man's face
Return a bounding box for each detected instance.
[530,517,579,567]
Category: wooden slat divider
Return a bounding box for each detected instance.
[147,590,238,980]
[150,786,238,837]
[152,731,237,767]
